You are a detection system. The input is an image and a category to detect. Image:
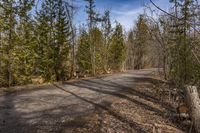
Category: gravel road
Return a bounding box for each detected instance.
[0,69,177,133]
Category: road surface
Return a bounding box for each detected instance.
[0,69,184,133]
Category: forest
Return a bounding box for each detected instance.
[0,0,200,133]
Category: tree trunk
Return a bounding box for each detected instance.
[0,32,2,69]
[184,86,200,133]
[8,12,13,87]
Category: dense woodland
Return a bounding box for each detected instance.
[0,0,127,87]
[0,0,200,89]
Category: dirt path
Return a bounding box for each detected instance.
[0,69,187,133]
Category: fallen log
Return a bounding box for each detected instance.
[184,86,200,133]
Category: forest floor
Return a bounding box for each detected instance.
[0,69,190,133]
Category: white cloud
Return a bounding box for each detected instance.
[111,0,171,31]
[112,7,144,16]
[74,0,171,31]
[111,7,144,31]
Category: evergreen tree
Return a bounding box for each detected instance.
[35,0,71,81]
[35,0,56,81]
[134,15,149,69]
[0,8,4,86]
[90,27,104,73]
[168,0,197,85]
[77,28,91,73]
[108,23,125,71]
[85,0,97,29]
[85,0,97,75]
[54,0,71,81]
[0,0,17,86]
[126,31,135,70]
[102,10,112,72]
[77,27,104,75]
[13,0,35,84]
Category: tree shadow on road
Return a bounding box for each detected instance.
[54,84,149,133]
[0,74,185,133]
[0,93,37,133]
[63,76,185,131]
[64,77,173,115]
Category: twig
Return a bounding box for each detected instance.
[149,0,181,20]
[149,0,200,34]
[192,50,200,65]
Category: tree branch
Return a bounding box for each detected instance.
[149,0,200,34]
[149,0,181,20]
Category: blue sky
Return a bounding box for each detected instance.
[74,0,171,30]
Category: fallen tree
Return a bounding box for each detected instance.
[184,86,200,133]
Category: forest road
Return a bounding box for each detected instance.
[0,69,179,133]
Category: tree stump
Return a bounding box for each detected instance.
[184,86,200,133]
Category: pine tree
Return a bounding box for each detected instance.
[35,0,56,81]
[90,27,104,73]
[85,0,97,75]
[85,0,97,29]
[168,0,197,85]
[0,0,17,86]
[0,10,4,86]
[134,15,149,69]
[108,23,125,71]
[126,31,135,70]
[54,0,71,81]
[102,10,112,72]
[77,28,92,73]
[13,0,35,84]
[35,0,71,81]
